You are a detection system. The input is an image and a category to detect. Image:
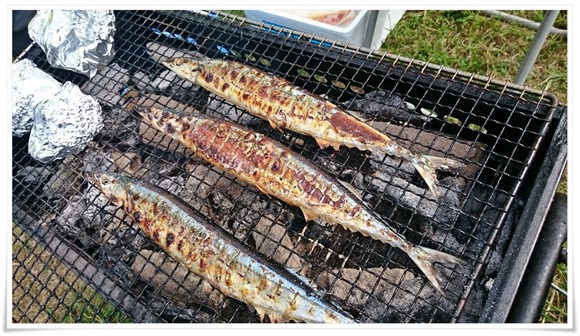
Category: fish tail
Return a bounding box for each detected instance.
[405,244,463,294]
[411,154,440,198]
[423,155,464,171]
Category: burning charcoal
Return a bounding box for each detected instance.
[16,166,53,185]
[184,164,221,199]
[194,189,241,233]
[156,176,186,196]
[456,284,485,323]
[134,93,199,114]
[131,250,206,303]
[317,267,397,308]
[54,195,87,237]
[98,106,139,142]
[81,187,119,229]
[364,171,464,226]
[252,217,303,270]
[146,41,207,64]
[313,155,343,177]
[369,152,415,180]
[139,148,187,180]
[150,300,214,323]
[428,227,467,261]
[112,152,143,175]
[43,155,85,199]
[152,69,195,92]
[207,190,235,219]
[229,207,261,242]
[205,93,255,126]
[28,82,103,163]
[132,72,154,93]
[346,90,429,124]
[54,185,115,247]
[12,59,62,137]
[369,119,488,182]
[80,62,130,107]
[132,249,227,312]
[338,169,365,190]
[364,277,434,322]
[82,147,115,173]
[98,208,134,246]
[135,69,206,106]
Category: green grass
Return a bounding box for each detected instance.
[381,10,567,104]
[380,10,567,324]
[540,258,567,323]
[504,10,568,30]
[12,225,131,323]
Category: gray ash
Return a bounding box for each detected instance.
[346,90,429,125]
[12,57,520,324]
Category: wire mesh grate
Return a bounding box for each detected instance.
[12,10,557,323]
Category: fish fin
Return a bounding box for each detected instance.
[315,138,341,151]
[424,155,464,171]
[300,208,318,222]
[254,305,287,323]
[268,119,282,132]
[257,185,272,198]
[266,312,286,323]
[255,306,267,323]
[316,138,331,149]
[412,155,440,198]
[406,245,464,294]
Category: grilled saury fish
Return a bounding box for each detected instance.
[87,171,356,323]
[136,106,462,293]
[162,57,462,197]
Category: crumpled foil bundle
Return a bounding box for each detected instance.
[28,10,116,78]
[28,81,103,163]
[12,59,62,137]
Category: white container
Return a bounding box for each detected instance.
[369,10,407,49]
[244,10,372,48]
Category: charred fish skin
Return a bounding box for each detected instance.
[86,171,355,323]
[162,57,463,197]
[136,106,463,294]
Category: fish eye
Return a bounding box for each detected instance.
[101,177,109,185]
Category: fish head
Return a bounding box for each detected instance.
[132,105,185,139]
[162,57,202,81]
[86,171,130,207]
[133,105,165,126]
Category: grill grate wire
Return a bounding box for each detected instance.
[12,10,557,323]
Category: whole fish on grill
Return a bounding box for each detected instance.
[136,105,463,293]
[162,58,463,197]
[86,171,356,323]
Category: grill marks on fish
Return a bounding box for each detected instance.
[87,171,355,323]
[163,58,464,197]
[137,106,463,293]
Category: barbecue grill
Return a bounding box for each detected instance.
[12,10,567,324]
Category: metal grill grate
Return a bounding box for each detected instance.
[12,10,558,323]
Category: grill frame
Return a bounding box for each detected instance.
[11,10,566,324]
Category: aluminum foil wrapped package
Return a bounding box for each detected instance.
[12,59,62,137]
[28,10,116,78]
[29,82,103,163]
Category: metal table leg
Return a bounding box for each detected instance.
[514,10,561,85]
